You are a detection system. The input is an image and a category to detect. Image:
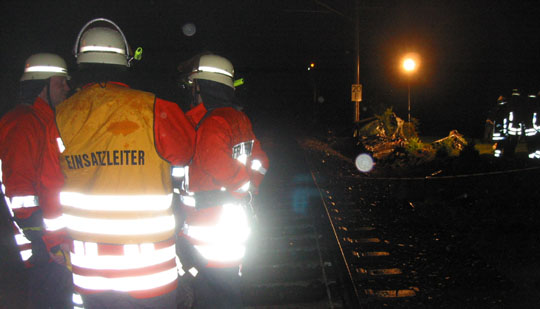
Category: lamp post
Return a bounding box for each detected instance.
[402,56,417,122]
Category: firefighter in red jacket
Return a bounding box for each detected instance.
[55,18,195,308]
[0,53,72,308]
[175,54,269,308]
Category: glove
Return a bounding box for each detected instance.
[50,243,71,269]
[25,229,50,266]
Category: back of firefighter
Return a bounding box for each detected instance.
[506,89,536,157]
[491,95,510,157]
[524,92,540,159]
[175,54,269,308]
[55,18,195,308]
[0,53,73,308]
[493,89,524,157]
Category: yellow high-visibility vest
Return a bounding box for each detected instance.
[56,83,174,244]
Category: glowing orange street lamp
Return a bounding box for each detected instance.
[402,54,418,122]
[403,58,416,71]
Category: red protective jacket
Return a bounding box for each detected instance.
[187,103,268,193]
[179,103,268,268]
[0,97,66,267]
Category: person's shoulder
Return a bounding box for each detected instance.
[206,107,235,121]
[0,104,42,135]
[200,109,229,127]
[154,97,176,105]
[206,107,251,129]
[123,85,155,98]
[1,104,38,122]
[222,107,252,123]
[211,107,244,117]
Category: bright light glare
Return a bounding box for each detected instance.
[403,58,416,72]
[355,154,374,172]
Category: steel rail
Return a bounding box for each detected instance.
[310,169,361,306]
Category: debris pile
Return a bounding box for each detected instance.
[432,130,468,156]
[357,109,467,167]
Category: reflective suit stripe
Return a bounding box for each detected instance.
[71,242,177,292]
[60,192,174,244]
[182,203,250,266]
[251,159,267,175]
[0,160,35,262]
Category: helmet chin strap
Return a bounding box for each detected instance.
[46,78,55,111]
[190,80,202,108]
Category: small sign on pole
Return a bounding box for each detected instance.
[351,84,362,102]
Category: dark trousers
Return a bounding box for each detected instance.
[191,267,242,309]
[176,237,243,308]
[27,262,73,309]
[81,289,177,309]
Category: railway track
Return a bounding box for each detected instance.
[241,132,540,308]
[300,137,540,308]
[241,136,349,308]
[310,178,424,308]
[240,134,428,308]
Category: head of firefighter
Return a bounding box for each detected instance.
[19,53,70,109]
[71,18,136,87]
[187,53,237,110]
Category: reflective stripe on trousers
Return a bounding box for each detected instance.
[183,203,251,266]
[70,239,178,292]
[59,191,177,292]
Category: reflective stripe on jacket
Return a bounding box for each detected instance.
[56,82,193,297]
[0,97,66,267]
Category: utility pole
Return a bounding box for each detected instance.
[355,0,360,96]
[351,0,362,124]
[352,0,362,136]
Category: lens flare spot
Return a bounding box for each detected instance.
[355,153,374,172]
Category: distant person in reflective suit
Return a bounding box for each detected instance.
[524,92,540,159]
[490,94,511,157]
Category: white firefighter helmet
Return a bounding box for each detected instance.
[20,53,69,81]
[189,54,235,89]
[73,18,132,67]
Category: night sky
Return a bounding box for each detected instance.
[2,0,540,137]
